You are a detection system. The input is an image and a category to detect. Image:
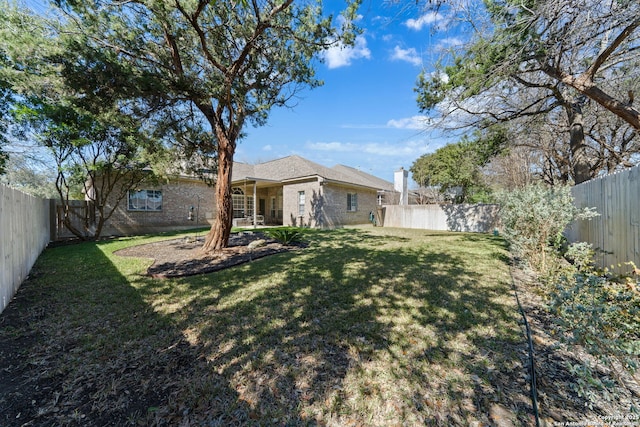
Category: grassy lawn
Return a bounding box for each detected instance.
[1,226,531,426]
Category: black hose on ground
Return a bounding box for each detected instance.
[510,264,541,427]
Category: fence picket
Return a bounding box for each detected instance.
[567,165,640,274]
[0,185,51,314]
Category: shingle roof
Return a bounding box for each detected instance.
[330,164,396,191]
[232,155,394,191]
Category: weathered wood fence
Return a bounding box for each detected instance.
[379,204,500,233]
[566,165,640,274]
[0,185,52,314]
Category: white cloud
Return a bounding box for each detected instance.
[306,141,359,152]
[306,139,428,157]
[390,46,422,66]
[386,115,430,130]
[262,144,272,151]
[428,71,450,84]
[323,35,371,69]
[437,37,465,48]
[405,12,445,31]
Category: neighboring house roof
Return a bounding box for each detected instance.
[232,155,395,191]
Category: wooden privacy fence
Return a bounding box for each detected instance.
[566,165,640,273]
[0,185,51,314]
[379,204,500,233]
[54,200,91,240]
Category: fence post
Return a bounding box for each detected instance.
[49,199,58,242]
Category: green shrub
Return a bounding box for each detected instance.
[499,183,638,407]
[564,241,595,272]
[497,183,597,271]
[550,264,640,404]
[266,227,305,245]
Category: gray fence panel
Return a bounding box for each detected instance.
[0,185,51,314]
[567,165,640,273]
[381,204,500,233]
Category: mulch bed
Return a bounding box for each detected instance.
[115,231,302,278]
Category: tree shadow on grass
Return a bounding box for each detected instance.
[131,228,535,425]
[0,241,256,426]
[4,229,618,426]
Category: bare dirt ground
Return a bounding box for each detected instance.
[1,233,638,426]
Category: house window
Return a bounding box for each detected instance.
[298,191,305,216]
[128,190,162,211]
[347,193,358,212]
[232,187,253,218]
[270,196,276,219]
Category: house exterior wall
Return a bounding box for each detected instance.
[282,179,377,228]
[282,179,321,227]
[322,184,377,226]
[103,178,216,235]
[93,157,392,234]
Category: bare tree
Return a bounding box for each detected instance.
[483,145,539,190]
[415,0,640,183]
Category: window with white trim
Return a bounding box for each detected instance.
[298,191,305,216]
[128,190,162,211]
[270,196,276,219]
[347,193,358,212]
[232,187,253,218]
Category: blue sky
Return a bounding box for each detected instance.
[23,0,465,185]
[236,1,465,184]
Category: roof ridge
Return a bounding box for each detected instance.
[252,154,304,166]
[232,155,394,191]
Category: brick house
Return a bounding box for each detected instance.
[97,175,217,236]
[98,155,396,235]
[231,155,396,228]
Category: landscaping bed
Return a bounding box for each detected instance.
[115,231,302,278]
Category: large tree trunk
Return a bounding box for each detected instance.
[203,132,235,252]
[566,98,591,185]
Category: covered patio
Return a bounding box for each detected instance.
[231,178,284,227]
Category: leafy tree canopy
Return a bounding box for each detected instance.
[410,126,507,202]
[414,0,640,184]
[417,0,640,128]
[0,51,14,176]
[0,81,10,176]
[47,0,360,250]
[1,1,165,239]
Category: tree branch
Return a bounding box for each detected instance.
[585,17,640,80]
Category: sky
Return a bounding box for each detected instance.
[22,0,467,185]
[236,0,459,184]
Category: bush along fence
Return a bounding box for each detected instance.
[0,184,51,314]
[566,164,640,274]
